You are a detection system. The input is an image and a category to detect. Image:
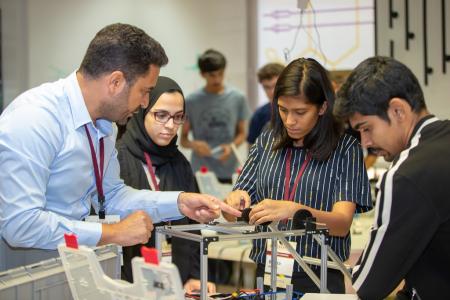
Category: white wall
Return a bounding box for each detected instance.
[3,0,448,114]
[376,0,450,118]
[1,0,248,107]
[1,0,29,108]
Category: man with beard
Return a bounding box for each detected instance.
[0,23,240,269]
[335,56,450,300]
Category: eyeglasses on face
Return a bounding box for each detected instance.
[150,110,186,125]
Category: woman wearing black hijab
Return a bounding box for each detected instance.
[117,76,215,293]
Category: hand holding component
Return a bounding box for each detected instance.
[223,190,251,221]
[191,140,211,157]
[249,199,299,225]
[217,143,232,162]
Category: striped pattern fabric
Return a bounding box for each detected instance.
[234,129,372,272]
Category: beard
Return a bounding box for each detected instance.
[369,148,395,162]
[101,85,131,122]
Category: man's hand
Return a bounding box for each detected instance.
[192,140,212,157]
[223,190,251,221]
[184,278,216,294]
[177,192,241,223]
[249,199,298,225]
[217,143,232,162]
[98,211,153,246]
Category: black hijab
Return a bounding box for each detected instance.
[117,76,198,193]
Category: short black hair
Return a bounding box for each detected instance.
[271,58,343,161]
[257,63,285,82]
[79,23,168,85]
[334,56,426,121]
[198,49,226,73]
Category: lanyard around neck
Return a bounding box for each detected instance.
[283,148,311,201]
[84,125,105,219]
[143,152,160,191]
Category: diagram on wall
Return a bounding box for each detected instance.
[257,0,374,70]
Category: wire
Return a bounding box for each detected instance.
[236,246,251,290]
[283,9,305,62]
[283,2,328,67]
[310,2,327,66]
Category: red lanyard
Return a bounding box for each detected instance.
[283,148,311,201]
[84,125,105,219]
[143,152,160,191]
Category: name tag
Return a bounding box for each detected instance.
[161,239,172,264]
[264,239,297,289]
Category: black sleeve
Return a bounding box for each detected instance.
[187,221,201,280]
[352,173,439,300]
[179,162,201,281]
[187,169,201,280]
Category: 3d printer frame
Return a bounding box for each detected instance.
[155,221,351,300]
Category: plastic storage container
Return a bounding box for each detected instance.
[0,244,120,300]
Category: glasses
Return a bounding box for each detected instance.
[150,110,186,125]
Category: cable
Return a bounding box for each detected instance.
[310,2,327,66]
[283,8,305,62]
[236,246,251,290]
[283,2,328,67]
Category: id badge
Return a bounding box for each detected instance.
[161,238,172,264]
[84,215,123,265]
[264,239,297,289]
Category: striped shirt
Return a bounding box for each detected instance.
[234,129,372,272]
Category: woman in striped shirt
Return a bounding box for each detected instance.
[224,58,372,293]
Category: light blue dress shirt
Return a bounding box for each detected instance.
[0,72,183,250]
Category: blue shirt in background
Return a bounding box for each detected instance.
[247,102,271,144]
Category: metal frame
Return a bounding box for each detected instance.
[156,222,351,300]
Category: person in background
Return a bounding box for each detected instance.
[247,62,285,145]
[181,49,250,183]
[335,56,450,300]
[117,76,215,293]
[330,70,378,170]
[115,119,129,141]
[0,24,240,267]
[224,58,372,293]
